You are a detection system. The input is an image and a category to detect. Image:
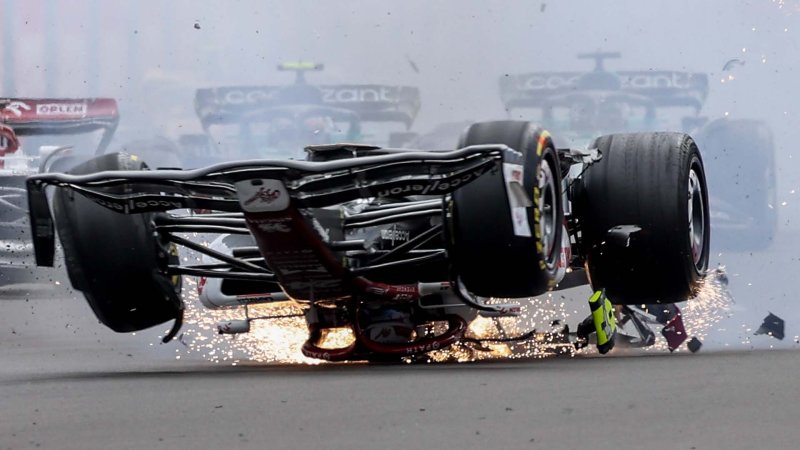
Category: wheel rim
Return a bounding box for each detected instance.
[688,165,706,269]
[537,159,558,266]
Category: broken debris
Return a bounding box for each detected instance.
[755,312,785,340]
[687,336,702,353]
[722,58,745,71]
[405,55,419,74]
[661,310,687,352]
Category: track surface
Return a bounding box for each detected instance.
[2,286,799,450]
[2,230,798,450]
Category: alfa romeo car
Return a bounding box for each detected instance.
[26,120,710,361]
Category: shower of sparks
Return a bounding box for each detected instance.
[772,0,800,14]
[177,278,318,364]
[672,271,734,348]
[425,293,576,363]
[170,271,735,364]
[166,237,734,365]
[626,269,734,354]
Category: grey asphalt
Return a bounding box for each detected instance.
[2,284,799,450]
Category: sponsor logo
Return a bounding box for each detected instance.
[522,74,580,91]
[36,103,86,116]
[364,284,416,297]
[278,266,328,276]
[620,72,695,90]
[255,218,291,233]
[2,101,31,117]
[503,163,532,238]
[90,197,125,211]
[131,199,182,210]
[521,72,698,91]
[304,349,332,360]
[235,179,290,212]
[321,86,396,103]
[557,231,572,270]
[235,294,278,304]
[376,167,488,197]
[380,228,410,242]
[405,341,442,355]
[244,187,281,206]
[89,197,182,212]
[220,88,279,105]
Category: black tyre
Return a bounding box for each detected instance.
[450,121,564,298]
[53,152,181,332]
[575,132,709,305]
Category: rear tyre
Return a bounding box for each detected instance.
[575,132,709,305]
[450,121,564,298]
[53,152,182,332]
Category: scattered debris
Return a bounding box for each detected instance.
[193,22,201,30]
[405,55,419,74]
[722,58,745,71]
[687,336,702,353]
[713,265,729,286]
[755,312,785,340]
[661,310,687,352]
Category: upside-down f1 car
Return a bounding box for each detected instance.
[26,120,710,361]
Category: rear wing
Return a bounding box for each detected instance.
[195,84,421,129]
[499,71,709,111]
[0,98,120,154]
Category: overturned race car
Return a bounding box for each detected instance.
[26,120,710,362]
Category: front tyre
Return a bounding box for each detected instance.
[575,132,710,305]
[450,121,564,298]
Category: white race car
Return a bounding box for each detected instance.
[0,97,119,285]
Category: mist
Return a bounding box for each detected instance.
[3,0,799,348]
